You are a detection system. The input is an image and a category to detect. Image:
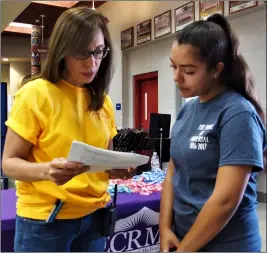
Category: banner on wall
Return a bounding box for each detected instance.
[175,1,195,31]
[154,10,172,39]
[137,19,152,45]
[229,1,258,14]
[199,1,224,20]
[105,207,160,252]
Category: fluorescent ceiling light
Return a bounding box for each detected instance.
[9,22,32,28]
[2,58,9,61]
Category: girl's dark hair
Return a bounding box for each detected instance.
[176,14,265,125]
[27,7,114,111]
[176,14,266,170]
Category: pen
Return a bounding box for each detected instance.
[46,200,64,223]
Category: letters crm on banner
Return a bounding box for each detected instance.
[105,207,160,252]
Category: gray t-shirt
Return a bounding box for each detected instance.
[170,89,266,252]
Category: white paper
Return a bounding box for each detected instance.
[67,140,150,173]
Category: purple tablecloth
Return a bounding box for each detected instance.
[1,189,17,252]
[1,189,17,231]
[1,189,161,252]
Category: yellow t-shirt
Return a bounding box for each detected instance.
[5,78,117,220]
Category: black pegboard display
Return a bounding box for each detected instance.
[113,128,154,173]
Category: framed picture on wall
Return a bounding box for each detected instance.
[229,1,258,15]
[121,26,134,50]
[137,19,152,45]
[175,1,195,32]
[199,1,224,20]
[154,10,172,39]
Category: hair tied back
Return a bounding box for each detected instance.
[207,14,239,58]
[207,14,231,32]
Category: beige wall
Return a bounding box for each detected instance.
[1,1,31,32]
[1,61,30,114]
[1,36,48,62]
[1,36,31,59]
[10,61,31,99]
[1,61,31,96]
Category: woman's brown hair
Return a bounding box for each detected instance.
[32,7,114,111]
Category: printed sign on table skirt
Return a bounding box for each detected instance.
[105,207,160,252]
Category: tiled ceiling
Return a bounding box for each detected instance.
[1,1,106,38]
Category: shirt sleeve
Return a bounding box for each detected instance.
[219,111,266,172]
[106,95,117,139]
[5,87,41,145]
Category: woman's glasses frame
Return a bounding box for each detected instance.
[75,47,110,60]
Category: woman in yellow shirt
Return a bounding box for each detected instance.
[2,7,132,252]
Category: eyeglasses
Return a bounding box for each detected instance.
[75,47,110,60]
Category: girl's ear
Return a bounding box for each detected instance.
[213,62,224,78]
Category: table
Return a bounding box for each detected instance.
[1,189,161,252]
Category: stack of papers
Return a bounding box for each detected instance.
[67,140,150,172]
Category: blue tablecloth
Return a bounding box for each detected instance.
[1,189,161,252]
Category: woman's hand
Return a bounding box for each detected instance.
[45,158,90,185]
[106,167,136,179]
[160,228,180,252]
